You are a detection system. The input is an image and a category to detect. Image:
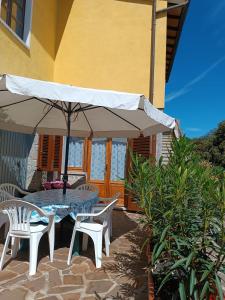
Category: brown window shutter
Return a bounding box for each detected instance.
[38,135,63,172]
[131,135,156,159]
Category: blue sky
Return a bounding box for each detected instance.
[165,0,225,138]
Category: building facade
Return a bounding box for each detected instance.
[0,0,188,208]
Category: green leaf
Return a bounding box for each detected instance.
[200,264,214,282]
[153,241,166,262]
[185,252,195,269]
[157,272,172,292]
[171,258,187,270]
[215,275,223,300]
[159,225,170,243]
[189,269,196,296]
[179,282,186,300]
[200,281,209,300]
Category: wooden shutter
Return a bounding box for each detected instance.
[126,135,156,211]
[38,135,63,172]
[131,135,156,158]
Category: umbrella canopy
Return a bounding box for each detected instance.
[0,74,175,138]
[0,74,176,193]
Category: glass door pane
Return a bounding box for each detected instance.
[90,138,107,180]
[68,137,84,168]
[110,138,127,181]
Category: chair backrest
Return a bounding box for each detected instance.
[0,190,13,202]
[97,192,120,225]
[76,183,99,194]
[0,199,48,236]
[0,183,30,198]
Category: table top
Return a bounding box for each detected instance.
[24,189,98,207]
[23,189,98,223]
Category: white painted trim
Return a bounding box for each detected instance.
[0,0,33,48]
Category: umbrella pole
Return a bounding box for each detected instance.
[63,103,72,194]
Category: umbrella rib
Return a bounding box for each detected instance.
[32,105,55,133]
[79,104,93,135]
[74,105,100,112]
[0,89,7,92]
[0,97,36,108]
[43,98,68,113]
[72,103,80,112]
[103,107,141,130]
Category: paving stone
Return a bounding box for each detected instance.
[61,292,81,300]
[85,280,114,294]
[0,287,28,300]
[48,285,83,294]
[23,275,46,292]
[85,271,109,280]
[38,296,59,300]
[1,273,27,287]
[0,270,18,283]
[82,297,97,300]
[9,262,29,273]
[48,269,62,287]
[47,260,68,270]
[71,263,89,274]
[63,274,83,285]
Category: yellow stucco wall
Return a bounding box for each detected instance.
[0,0,57,81]
[0,0,167,108]
[54,0,167,108]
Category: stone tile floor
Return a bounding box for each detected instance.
[0,211,148,300]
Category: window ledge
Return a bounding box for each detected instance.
[0,18,30,50]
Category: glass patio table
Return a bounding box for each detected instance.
[23,189,99,255]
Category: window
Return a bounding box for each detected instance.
[0,0,32,45]
[68,137,85,170]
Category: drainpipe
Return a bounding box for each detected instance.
[149,0,157,103]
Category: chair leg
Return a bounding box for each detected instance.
[104,228,110,257]
[11,237,20,258]
[93,232,102,268]
[67,226,77,265]
[82,233,89,251]
[48,223,55,262]
[29,233,42,276]
[0,233,10,270]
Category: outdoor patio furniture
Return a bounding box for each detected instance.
[0,183,30,198]
[23,189,99,223]
[0,190,12,238]
[75,183,99,194]
[92,192,120,238]
[0,199,55,276]
[67,194,118,268]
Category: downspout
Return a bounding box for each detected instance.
[149,0,157,103]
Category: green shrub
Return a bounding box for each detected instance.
[126,137,225,299]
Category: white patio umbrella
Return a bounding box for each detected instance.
[0,74,176,193]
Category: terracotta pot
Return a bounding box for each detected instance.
[146,243,155,300]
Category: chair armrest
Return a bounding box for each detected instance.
[16,186,30,196]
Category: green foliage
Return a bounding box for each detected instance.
[126,137,225,299]
[193,120,225,168]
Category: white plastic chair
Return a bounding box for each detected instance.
[92,192,120,238]
[75,183,99,194]
[0,190,12,238]
[0,183,30,198]
[67,194,118,268]
[0,199,55,276]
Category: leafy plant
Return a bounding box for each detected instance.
[126,137,225,299]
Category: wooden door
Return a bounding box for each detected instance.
[87,138,126,206]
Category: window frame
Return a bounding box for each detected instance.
[0,0,33,48]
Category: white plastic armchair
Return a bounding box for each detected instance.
[92,192,120,238]
[75,183,99,194]
[0,190,12,238]
[67,194,118,268]
[0,199,55,276]
[0,183,30,198]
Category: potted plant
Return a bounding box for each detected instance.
[127,137,225,299]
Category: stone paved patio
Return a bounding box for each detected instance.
[0,211,148,300]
